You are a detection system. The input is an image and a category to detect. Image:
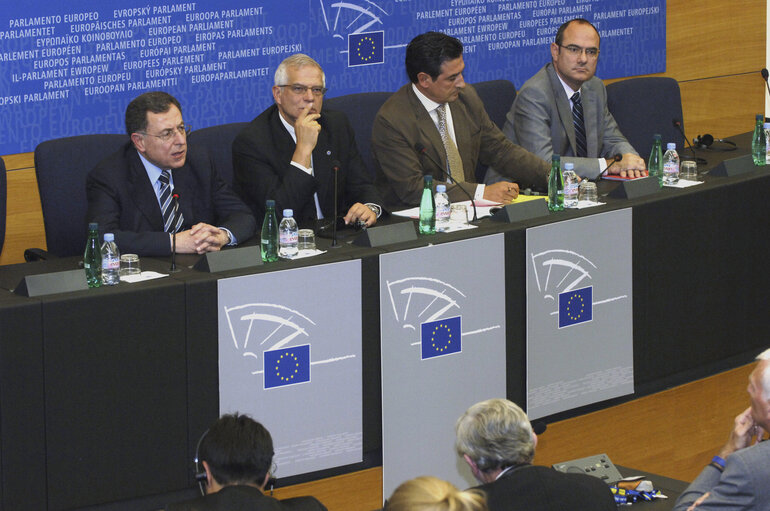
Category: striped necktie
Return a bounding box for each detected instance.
[436,103,465,183]
[158,169,184,233]
[571,91,587,158]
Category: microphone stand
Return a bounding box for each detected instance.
[330,160,340,248]
[170,195,181,272]
[673,119,707,166]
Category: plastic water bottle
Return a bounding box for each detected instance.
[662,143,680,185]
[100,233,120,285]
[764,123,770,165]
[752,114,765,166]
[83,222,101,288]
[562,162,578,208]
[261,200,278,263]
[547,154,563,211]
[278,209,299,259]
[419,175,435,235]
[434,184,450,232]
[648,134,663,186]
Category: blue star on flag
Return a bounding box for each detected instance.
[264,344,310,389]
[421,316,462,360]
[558,286,593,328]
[348,31,384,67]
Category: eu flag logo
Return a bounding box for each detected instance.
[421,316,462,360]
[348,31,384,67]
[558,287,593,328]
[264,345,311,389]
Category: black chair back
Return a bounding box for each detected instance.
[0,157,6,258]
[34,134,129,257]
[472,79,518,181]
[606,77,685,160]
[324,92,393,178]
[188,122,249,188]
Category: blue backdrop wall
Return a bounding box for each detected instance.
[0,0,665,155]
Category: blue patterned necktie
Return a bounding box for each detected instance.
[571,91,587,158]
[158,169,184,233]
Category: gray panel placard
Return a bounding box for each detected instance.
[380,234,507,498]
[217,260,362,477]
[526,209,634,419]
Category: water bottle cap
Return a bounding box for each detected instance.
[424,174,433,182]
[265,199,275,207]
[666,143,676,150]
[551,154,560,161]
[564,163,574,170]
[653,134,661,140]
[436,184,446,193]
[88,222,98,230]
[104,233,114,242]
[757,114,764,121]
[283,209,293,217]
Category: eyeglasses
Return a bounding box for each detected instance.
[141,123,191,142]
[558,44,600,59]
[278,84,328,97]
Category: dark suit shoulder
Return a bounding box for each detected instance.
[166,485,326,511]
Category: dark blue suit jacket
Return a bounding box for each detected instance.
[232,104,382,225]
[165,485,327,511]
[86,142,256,256]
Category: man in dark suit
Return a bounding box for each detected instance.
[455,399,616,510]
[372,31,548,211]
[233,54,382,227]
[166,413,326,511]
[486,18,645,183]
[86,91,256,256]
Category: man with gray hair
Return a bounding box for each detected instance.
[673,349,770,511]
[233,53,382,228]
[455,398,615,510]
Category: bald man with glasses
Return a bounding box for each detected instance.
[486,18,645,183]
[233,53,383,228]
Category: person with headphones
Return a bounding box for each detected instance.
[166,413,326,511]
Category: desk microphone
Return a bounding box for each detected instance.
[170,193,180,272]
[414,143,478,222]
[672,119,707,166]
[762,69,770,102]
[598,154,622,180]
[330,159,340,248]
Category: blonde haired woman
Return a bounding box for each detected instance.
[385,476,487,511]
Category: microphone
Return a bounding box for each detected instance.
[414,143,478,222]
[531,420,547,435]
[170,193,180,272]
[762,69,770,101]
[672,119,707,166]
[597,154,622,180]
[330,160,340,248]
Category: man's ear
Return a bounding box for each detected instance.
[130,132,145,153]
[202,461,220,494]
[416,71,434,89]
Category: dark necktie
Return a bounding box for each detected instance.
[571,91,587,158]
[158,169,184,233]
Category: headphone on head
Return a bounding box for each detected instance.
[693,134,737,151]
[192,428,277,496]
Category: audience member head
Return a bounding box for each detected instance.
[750,348,770,431]
[272,53,327,125]
[197,413,274,494]
[405,32,466,104]
[125,91,188,170]
[386,476,487,511]
[550,18,601,91]
[455,398,535,483]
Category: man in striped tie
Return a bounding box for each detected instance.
[486,18,646,184]
[87,92,256,256]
